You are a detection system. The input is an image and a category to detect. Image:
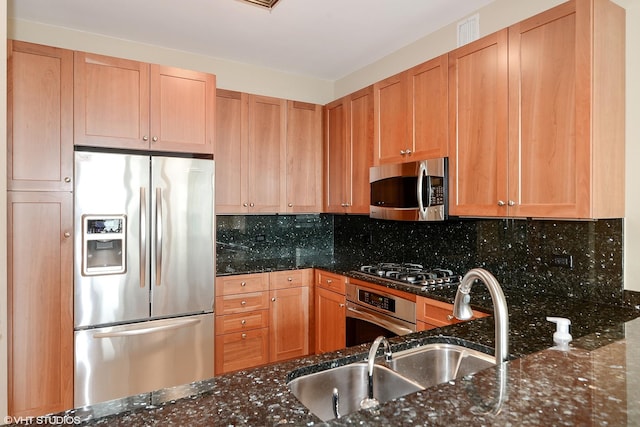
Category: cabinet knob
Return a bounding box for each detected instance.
[287,277,293,282]
[497,200,506,206]
[288,203,293,207]
[241,333,247,339]
[405,149,412,155]
[447,314,454,321]
[241,300,246,306]
[64,232,71,238]
[400,150,406,155]
[241,281,246,287]
[64,177,71,183]
[143,135,149,141]
[327,279,332,284]
[339,303,345,308]
[241,319,246,325]
[508,200,516,206]
[249,203,255,207]
[152,136,158,142]
[271,297,276,302]
[243,203,248,207]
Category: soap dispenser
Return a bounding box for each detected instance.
[546,317,572,350]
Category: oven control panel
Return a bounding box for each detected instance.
[359,289,396,313]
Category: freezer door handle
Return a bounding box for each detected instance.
[140,187,147,288]
[92,318,201,339]
[155,187,163,286]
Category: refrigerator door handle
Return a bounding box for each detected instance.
[155,187,163,286]
[140,187,147,288]
[92,318,201,339]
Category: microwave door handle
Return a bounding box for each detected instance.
[417,162,428,218]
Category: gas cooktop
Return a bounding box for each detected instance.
[352,262,461,290]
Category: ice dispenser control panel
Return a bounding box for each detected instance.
[82,215,126,276]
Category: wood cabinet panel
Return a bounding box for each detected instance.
[216,272,269,296]
[448,30,509,217]
[324,86,373,213]
[315,287,346,354]
[75,52,214,154]
[270,268,313,290]
[8,191,73,417]
[416,296,487,331]
[149,65,215,154]
[215,292,270,315]
[215,310,269,335]
[374,73,409,164]
[214,328,269,374]
[316,270,347,295]
[270,287,309,362]
[285,101,322,213]
[7,41,73,191]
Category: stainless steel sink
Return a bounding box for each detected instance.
[387,343,495,388]
[288,342,495,421]
[287,362,423,421]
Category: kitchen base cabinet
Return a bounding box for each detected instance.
[7,191,73,417]
[215,328,270,374]
[416,296,488,331]
[315,271,347,354]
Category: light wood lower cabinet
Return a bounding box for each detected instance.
[7,191,73,417]
[314,271,347,354]
[214,269,312,374]
[416,296,488,331]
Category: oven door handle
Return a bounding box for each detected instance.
[346,303,415,336]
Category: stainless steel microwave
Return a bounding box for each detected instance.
[370,158,447,221]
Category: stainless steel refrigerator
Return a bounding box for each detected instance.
[73,150,215,407]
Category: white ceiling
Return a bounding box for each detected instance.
[8,0,495,81]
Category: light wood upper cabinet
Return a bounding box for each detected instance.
[374,55,448,165]
[8,191,73,417]
[74,52,215,154]
[285,101,323,213]
[450,0,624,219]
[324,86,373,214]
[507,0,624,219]
[7,41,73,191]
[448,30,509,217]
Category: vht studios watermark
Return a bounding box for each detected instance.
[4,415,81,425]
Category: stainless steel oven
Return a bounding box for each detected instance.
[345,280,416,347]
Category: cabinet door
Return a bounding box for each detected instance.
[150,65,215,154]
[374,72,409,164]
[410,54,448,160]
[347,86,374,214]
[214,328,269,374]
[7,41,73,191]
[247,95,286,212]
[324,98,348,212]
[285,101,322,213]
[74,52,150,150]
[215,90,248,213]
[8,191,73,417]
[507,0,624,219]
[315,288,346,354]
[448,30,509,217]
[270,287,310,362]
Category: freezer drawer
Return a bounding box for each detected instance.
[74,314,214,407]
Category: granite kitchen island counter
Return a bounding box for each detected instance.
[8,278,640,426]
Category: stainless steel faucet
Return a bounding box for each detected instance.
[360,336,392,409]
[453,268,509,364]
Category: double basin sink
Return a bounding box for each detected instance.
[288,342,495,421]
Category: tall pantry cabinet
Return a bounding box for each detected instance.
[6,41,74,417]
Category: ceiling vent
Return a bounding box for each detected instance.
[238,0,281,9]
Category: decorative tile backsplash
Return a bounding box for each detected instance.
[216,214,628,306]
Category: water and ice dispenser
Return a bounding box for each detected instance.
[82,215,126,275]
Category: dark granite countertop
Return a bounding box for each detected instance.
[8,267,640,426]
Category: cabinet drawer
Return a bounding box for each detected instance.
[416,297,488,327]
[215,310,269,335]
[316,271,346,294]
[216,273,269,296]
[270,269,312,289]
[214,328,269,374]
[215,292,270,315]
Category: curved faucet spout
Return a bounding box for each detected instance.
[453,268,509,364]
[361,336,392,409]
